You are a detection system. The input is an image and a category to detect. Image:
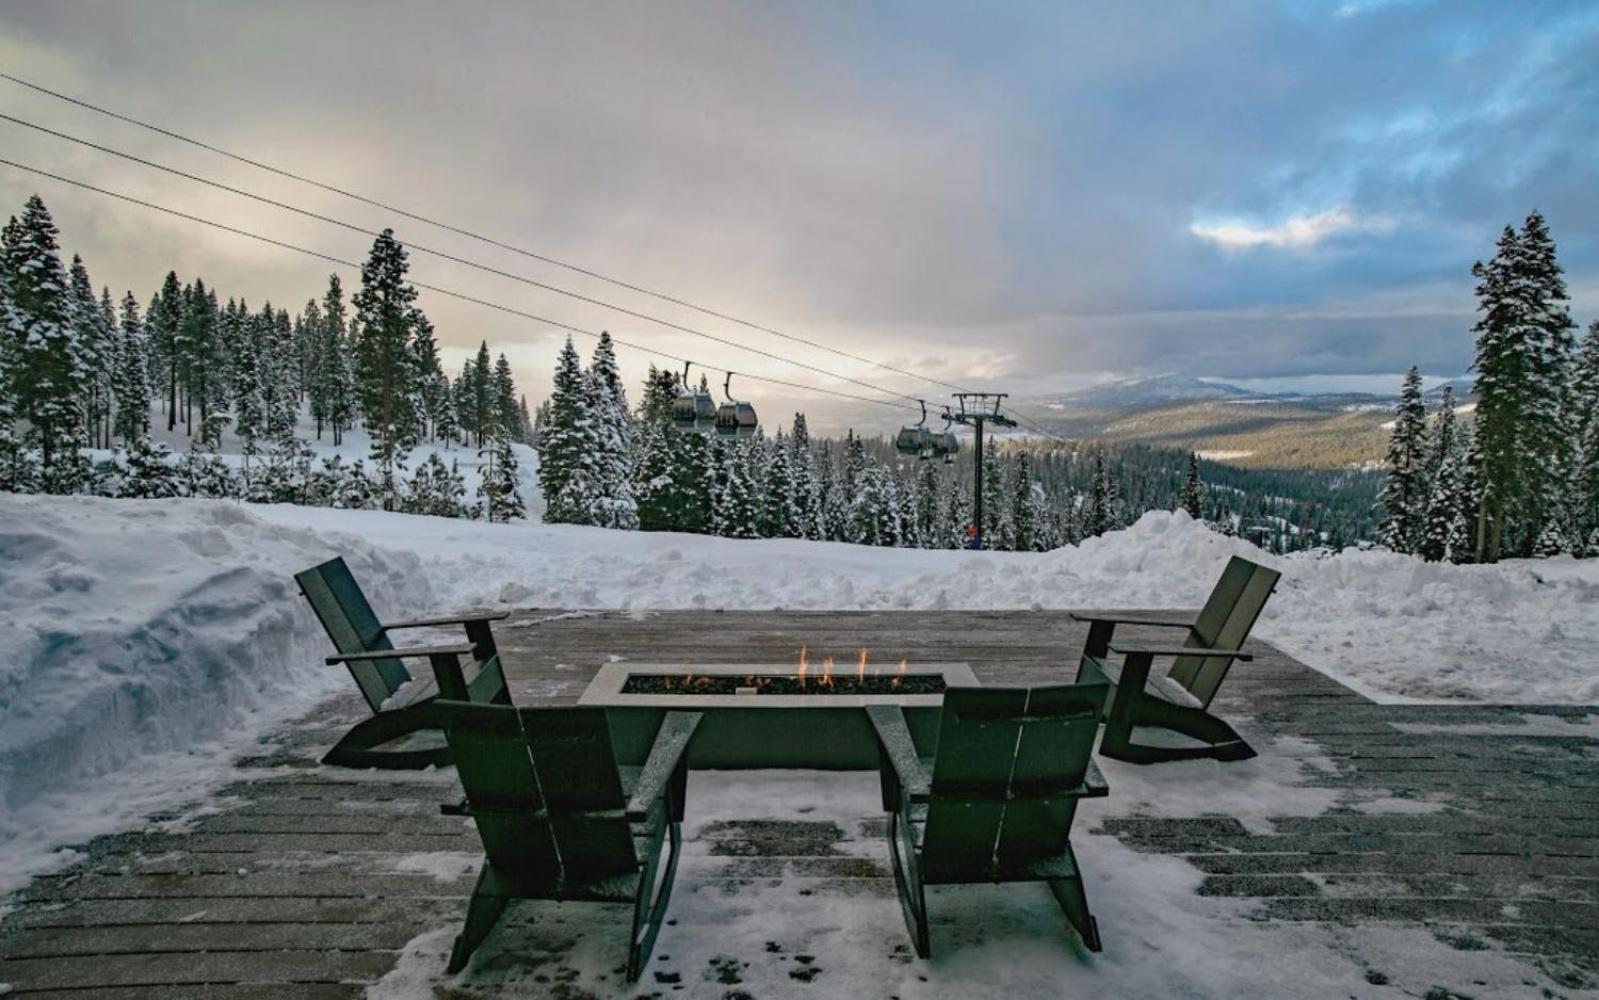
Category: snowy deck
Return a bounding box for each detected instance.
[2,610,1596,997]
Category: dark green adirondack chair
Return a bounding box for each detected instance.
[296,556,511,768]
[866,683,1109,958]
[436,702,701,980]
[1073,555,1280,764]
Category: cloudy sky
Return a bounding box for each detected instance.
[1,1,1595,434]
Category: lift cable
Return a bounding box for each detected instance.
[0,111,926,408]
[0,71,977,396]
[0,156,922,414]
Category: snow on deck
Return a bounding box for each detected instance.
[1,609,1595,998]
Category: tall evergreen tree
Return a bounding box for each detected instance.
[352,230,420,508]
[67,256,111,450]
[537,337,591,524]
[1180,451,1203,519]
[146,270,184,432]
[1011,451,1043,551]
[582,333,637,529]
[3,196,82,489]
[1376,367,1430,554]
[111,292,152,446]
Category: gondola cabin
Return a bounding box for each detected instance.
[715,400,759,437]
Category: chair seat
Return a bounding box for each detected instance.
[1089,657,1202,710]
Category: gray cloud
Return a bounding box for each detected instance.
[0,0,1593,435]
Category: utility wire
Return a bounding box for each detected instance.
[0,110,925,409]
[0,71,976,397]
[0,156,921,414]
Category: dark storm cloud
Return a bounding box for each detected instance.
[0,0,1593,432]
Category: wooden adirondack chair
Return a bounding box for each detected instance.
[866,683,1110,959]
[1073,555,1280,764]
[436,702,701,980]
[296,555,512,768]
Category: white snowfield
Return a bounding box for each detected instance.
[1,493,1596,895]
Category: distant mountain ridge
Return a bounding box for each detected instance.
[1023,373,1475,470]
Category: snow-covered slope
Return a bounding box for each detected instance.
[253,502,1599,705]
[2,493,1595,893]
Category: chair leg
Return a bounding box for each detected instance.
[1047,846,1101,953]
[1100,693,1256,765]
[1073,657,1118,719]
[627,819,682,981]
[447,861,511,974]
[321,702,452,770]
[885,808,930,958]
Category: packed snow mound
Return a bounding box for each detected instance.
[253,503,1599,705]
[0,494,435,892]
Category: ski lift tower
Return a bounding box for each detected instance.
[948,393,1017,550]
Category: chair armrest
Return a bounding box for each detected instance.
[866,705,932,802]
[1108,642,1252,662]
[325,643,477,664]
[1068,611,1197,629]
[1079,758,1110,798]
[626,712,702,821]
[382,611,510,630]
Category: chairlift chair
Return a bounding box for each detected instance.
[714,373,759,438]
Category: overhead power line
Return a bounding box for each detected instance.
[0,111,925,409]
[0,71,976,397]
[0,156,920,414]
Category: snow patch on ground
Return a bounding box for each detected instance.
[0,493,435,893]
[366,770,1571,1000]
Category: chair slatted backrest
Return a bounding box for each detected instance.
[921,684,1105,882]
[294,557,409,711]
[1166,556,1281,708]
[440,703,638,894]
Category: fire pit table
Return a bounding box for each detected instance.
[578,661,978,769]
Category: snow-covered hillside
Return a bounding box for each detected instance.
[2,493,1595,893]
[91,404,543,519]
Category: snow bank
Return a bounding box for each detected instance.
[0,494,434,892]
[253,503,1599,705]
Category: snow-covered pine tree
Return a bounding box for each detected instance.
[537,337,592,524]
[1011,451,1044,551]
[1375,367,1430,554]
[492,353,519,441]
[111,291,152,446]
[711,437,759,538]
[410,311,447,443]
[177,421,236,499]
[758,431,799,537]
[3,196,83,491]
[353,230,421,509]
[895,468,919,548]
[582,333,638,530]
[980,446,1007,548]
[847,462,899,546]
[317,275,356,445]
[1082,452,1119,538]
[789,414,822,539]
[816,442,847,540]
[1518,211,1577,546]
[67,257,111,451]
[0,226,27,492]
[915,459,940,548]
[1567,320,1599,545]
[118,439,179,499]
[1180,451,1203,519]
[180,278,220,436]
[146,271,183,432]
[406,451,467,517]
[1420,448,1463,563]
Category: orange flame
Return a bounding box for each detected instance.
[797,644,808,688]
[857,648,868,681]
[821,656,835,686]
